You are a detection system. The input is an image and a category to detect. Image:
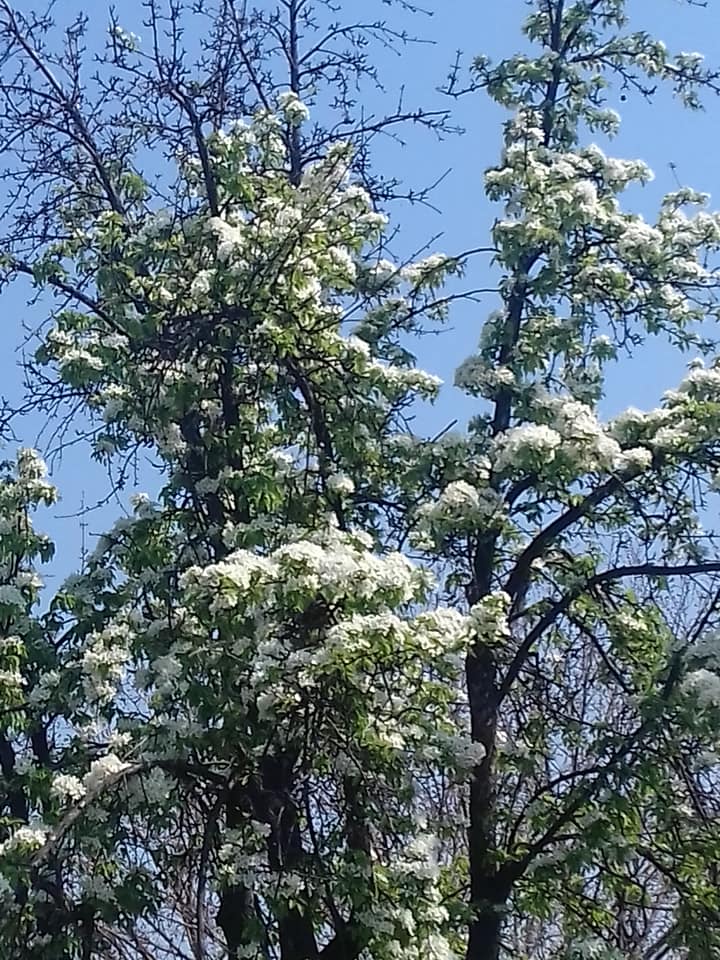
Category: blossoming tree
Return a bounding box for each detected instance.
[2,1,720,959]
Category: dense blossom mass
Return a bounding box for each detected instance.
[1,2,720,959]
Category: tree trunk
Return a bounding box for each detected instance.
[261,753,319,960]
[465,643,509,960]
[467,902,504,960]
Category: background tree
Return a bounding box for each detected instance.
[1,3,720,960]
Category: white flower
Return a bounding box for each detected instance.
[0,668,25,691]
[610,406,656,442]
[343,335,371,357]
[427,932,457,960]
[112,25,141,50]
[256,690,276,718]
[682,668,720,708]
[190,270,212,297]
[326,473,355,497]
[414,608,472,654]
[13,572,41,593]
[678,364,720,400]
[455,355,515,396]
[0,824,48,855]
[400,834,440,880]
[402,253,453,286]
[573,179,598,212]
[493,423,562,472]
[413,480,505,547]
[470,592,511,644]
[618,219,663,255]
[207,217,243,260]
[327,245,357,282]
[438,480,479,511]
[51,774,86,802]
[26,669,60,707]
[441,734,486,770]
[151,654,183,694]
[139,768,172,803]
[277,90,310,126]
[82,635,129,704]
[365,258,399,291]
[83,753,131,794]
[615,446,653,473]
[141,208,172,235]
[108,730,133,753]
[129,492,157,517]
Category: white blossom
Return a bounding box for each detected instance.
[682,668,720,709]
[51,774,87,802]
[0,825,48,855]
[326,473,355,497]
[469,592,511,645]
[277,90,310,126]
[494,423,562,472]
[83,754,132,793]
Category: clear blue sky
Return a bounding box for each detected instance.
[2,0,720,583]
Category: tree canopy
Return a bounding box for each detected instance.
[1,1,720,959]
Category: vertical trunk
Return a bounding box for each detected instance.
[216,789,255,960]
[216,885,254,960]
[467,905,503,960]
[287,0,302,185]
[465,643,509,960]
[464,195,540,960]
[0,733,28,827]
[276,800,319,960]
[261,753,319,960]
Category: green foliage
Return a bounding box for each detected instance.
[1,2,720,959]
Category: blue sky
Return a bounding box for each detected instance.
[2,0,720,583]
